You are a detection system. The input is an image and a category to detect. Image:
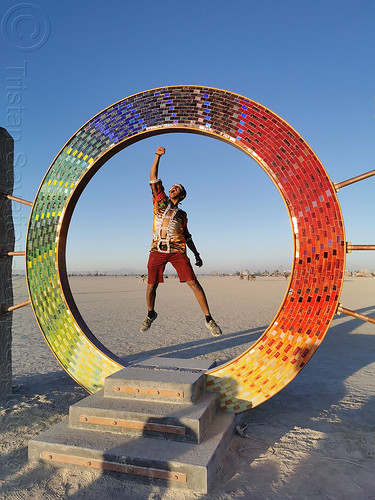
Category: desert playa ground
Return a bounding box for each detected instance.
[1,275,375,499]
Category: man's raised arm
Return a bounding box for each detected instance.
[150,146,165,181]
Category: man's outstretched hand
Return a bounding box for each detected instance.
[195,255,203,267]
[156,146,165,156]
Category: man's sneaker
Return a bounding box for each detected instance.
[140,312,157,332]
[205,318,222,336]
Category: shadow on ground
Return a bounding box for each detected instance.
[2,305,375,498]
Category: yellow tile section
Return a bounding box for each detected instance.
[66,147,91,163]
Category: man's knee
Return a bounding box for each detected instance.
[186,279,200,291]
[147,283,158,292]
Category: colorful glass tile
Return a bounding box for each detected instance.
[25,86,346,411]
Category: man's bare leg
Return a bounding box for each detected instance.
[186,279,210,316]
[146,283,158,312]
[186,279,222,336]
[140,283,158,332]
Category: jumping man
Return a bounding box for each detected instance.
[140,146,222,336]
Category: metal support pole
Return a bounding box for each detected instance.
[1,300,31,318]
[334,169,375,191]
[6,300,31,312]
[346,243,375,253]
[0,192,33,207]
[0,248,26,258]
[337,304,375,325]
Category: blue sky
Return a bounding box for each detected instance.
[2,0,375,273]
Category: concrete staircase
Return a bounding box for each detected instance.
[28,357,235,493]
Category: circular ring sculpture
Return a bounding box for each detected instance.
[26,86,346,413]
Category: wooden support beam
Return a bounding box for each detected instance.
[40,452,187,482]
[113,385,184,399]
[79,415,186,435]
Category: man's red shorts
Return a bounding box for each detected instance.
[147,252,196,284]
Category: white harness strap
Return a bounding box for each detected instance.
[156,202,178,253]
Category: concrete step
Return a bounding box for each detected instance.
[104,364,206,405]
[29,412,235,493]
[134,356,217,372]
[69,390,219,443]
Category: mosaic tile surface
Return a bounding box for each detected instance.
[26,86,346,410]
